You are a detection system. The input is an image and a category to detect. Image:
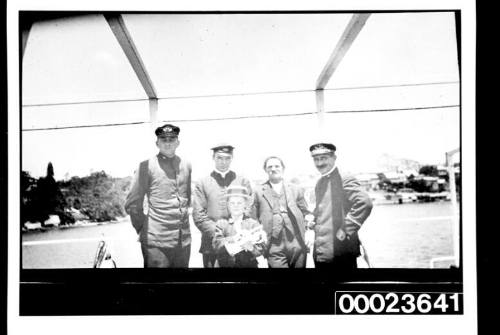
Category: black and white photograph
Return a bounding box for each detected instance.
[19,11,461,269]
[6,1,477,334]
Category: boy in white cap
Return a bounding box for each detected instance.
[212,186,266,268]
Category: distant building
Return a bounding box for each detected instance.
[380,171,407,184]
[398,168,419,178]
[355,173,380,191]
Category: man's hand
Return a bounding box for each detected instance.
[304,214,315,230]
[241,241,254,252]
[305,229,315,253]
[344,215,362,235]
[336,228,346,241]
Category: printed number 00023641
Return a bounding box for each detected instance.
[335,292,462,314]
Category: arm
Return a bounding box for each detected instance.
[213,220,243,256]
[342,176,373,235]
[295,186,313,218]
[192,179,217,237]
[249,190,260,220]
[186,162,192,207]
[242,177,255,218]
[124,161,148,234]
[212,220,227,253]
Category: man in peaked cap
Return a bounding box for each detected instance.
[125,123,192,268]
[309,142,373,270]
[192,143,253,268]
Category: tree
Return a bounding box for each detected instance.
[419,165,439,177]
[22,165,131,228]
[34,162,67,226]
[21,171,38,226]
[59,171,130,222]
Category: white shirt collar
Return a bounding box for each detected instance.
[269,180,284,193]
[321,165,337,177]
[214,169,230,178]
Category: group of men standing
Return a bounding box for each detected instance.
[125,123,373,270]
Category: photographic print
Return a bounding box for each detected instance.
[7,3,476,332]
[20,12,461,271]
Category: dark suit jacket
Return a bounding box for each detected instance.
[314,168,373,261]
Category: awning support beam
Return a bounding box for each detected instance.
[315,13,370,89]
[104,14,160,133]
[104,14,157,99]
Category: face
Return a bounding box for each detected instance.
[227,196,246,218]
[156,136,179,157]
[213,152,233,172]
[313,153,336,174]
[265,158,284,183]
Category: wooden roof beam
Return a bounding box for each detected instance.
[316,14,371,90]
[104,14,157,99]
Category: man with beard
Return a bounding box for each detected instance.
[192,144,253,268]
[125,124,192,268]
[309,143,372,270]
[253,156,313,268]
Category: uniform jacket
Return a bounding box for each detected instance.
[252,181,311,249]
[212,216,265,267]
[313,168,372,262]
[125,154,192,248]
[192,171,252,254]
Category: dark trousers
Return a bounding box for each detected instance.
[314,255,358,271]
[141,243,191,268]
[267,228,306,268]
[203,253,217,268]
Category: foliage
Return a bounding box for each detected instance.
[59,171,131,222]
[419,165,439,177]
[21,170,38,225]
[21,163,67,226]
[406,178,431,193]
[21,165,132,226]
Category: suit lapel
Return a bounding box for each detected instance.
[261,182,276,210]
[210,171,225,187]
[225,171,236,187]
[330,169,345,226]
[211,170,237,188]
[283,183,294,208]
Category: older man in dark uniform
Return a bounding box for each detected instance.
[192,144,252,268]
[253,156,313,268]
[125,124,192,268]
[309,143,372,270]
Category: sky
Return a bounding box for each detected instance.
[20,12,461,181]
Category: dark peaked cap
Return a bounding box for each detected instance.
[309,143,336,156]
[155,124,180,137]
[211,143,234,154]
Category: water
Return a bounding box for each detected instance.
[359,202,456,268]
[22,202,457,269]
